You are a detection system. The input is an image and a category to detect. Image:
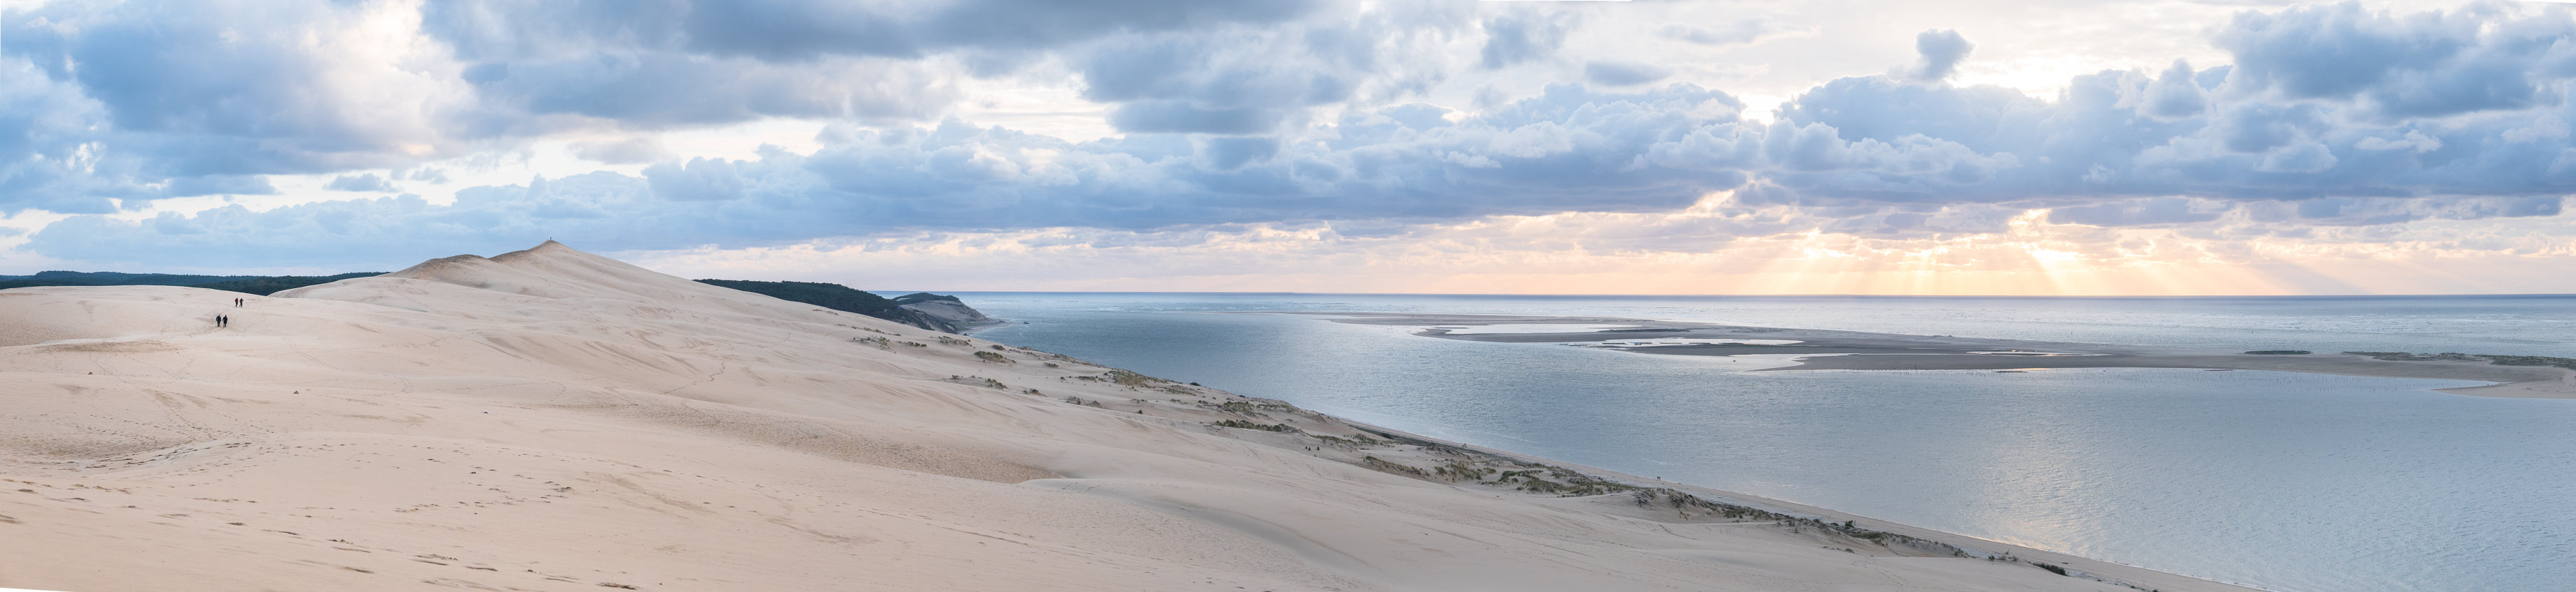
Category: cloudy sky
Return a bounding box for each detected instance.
[5,0,2576,295]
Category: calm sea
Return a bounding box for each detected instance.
[957,293,2576,592]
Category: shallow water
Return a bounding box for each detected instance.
[1430,323,1641,334]
[962,293,2576,592]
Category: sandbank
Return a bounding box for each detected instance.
[1311,312,2576,398]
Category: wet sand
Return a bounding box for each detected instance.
[1310,312,2576,398]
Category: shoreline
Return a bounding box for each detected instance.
[953,310,2267,589]
[1327,417,2273,592]
[1295,312,2576,398]
[0,247,2527,591]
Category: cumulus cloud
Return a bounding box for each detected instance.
[419,0,1323,64]
[325,173,396,192]
[1896,29,1974,83]
[397,167,453,184]
[644,157,748,201]
[26,85,1760,265]
[460,53,958,126]
[2133,60,2210,121]
[1657,20,1811,47]
[10,0,2576,276]
[4,0,472,175]
[572,138,672,164]
[1106,102,1284,134]
[1073,2,1473,135]
[599,196,2576,295]
[1584,59,1673,86]
[0,0,1355,212]
[165,175,279,198]
[1746,6,2576,214]
[2048,197,2223,227]
[1479,11,1576,69]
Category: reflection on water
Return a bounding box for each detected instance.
[963,293,2576,592]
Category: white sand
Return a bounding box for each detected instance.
[0,242,2255,592]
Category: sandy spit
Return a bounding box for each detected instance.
[1317,312,2576,398]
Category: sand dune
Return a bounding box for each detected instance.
[0,242,2249,592]
[1321,312,2576,398]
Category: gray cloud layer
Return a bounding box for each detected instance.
[7,1,2576,267]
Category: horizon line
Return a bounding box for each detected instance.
[890,290,2576,299]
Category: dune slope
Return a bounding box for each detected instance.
[0,242,2240,592]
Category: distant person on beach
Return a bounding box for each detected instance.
[215,315,225,328]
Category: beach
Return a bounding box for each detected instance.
[0,243,2257,591]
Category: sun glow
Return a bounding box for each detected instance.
[615,199,2576,297]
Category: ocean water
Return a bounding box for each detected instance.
[959,293,2576,592]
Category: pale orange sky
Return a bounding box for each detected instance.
[626,197,2576,296]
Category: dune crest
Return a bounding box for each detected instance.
[0,243,2246,592]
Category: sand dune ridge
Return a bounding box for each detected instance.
[0,243,2250,592]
